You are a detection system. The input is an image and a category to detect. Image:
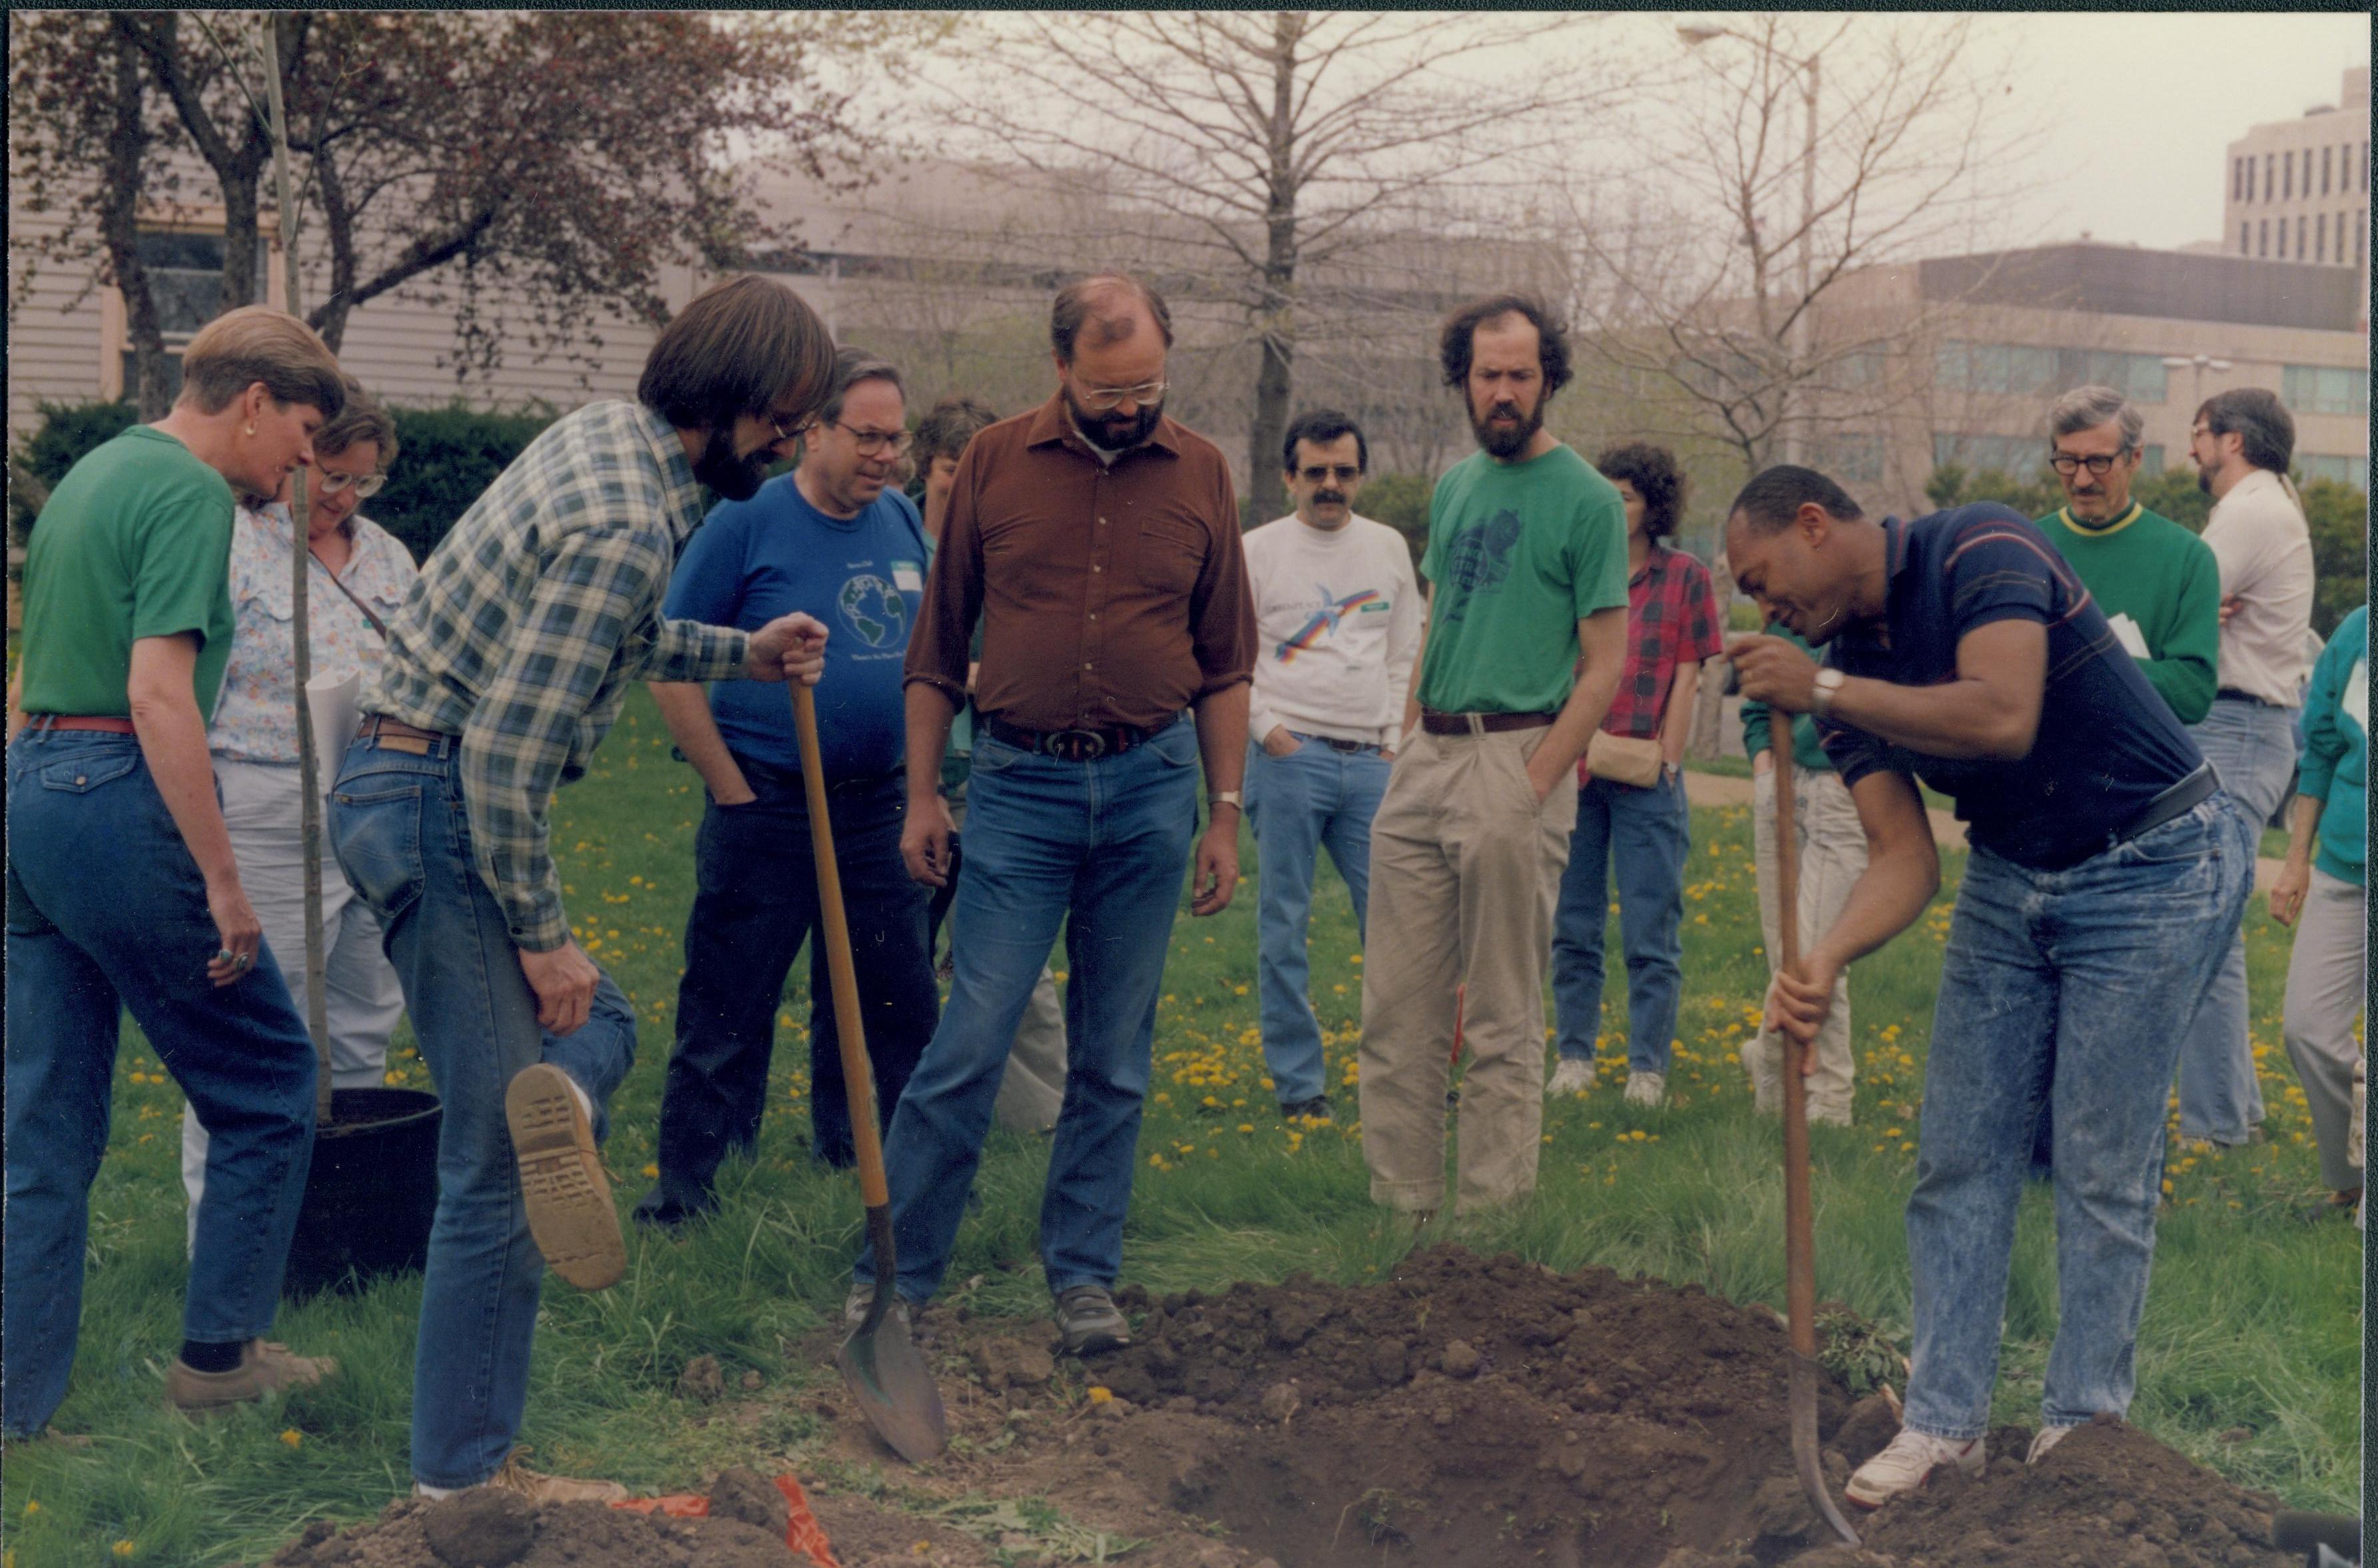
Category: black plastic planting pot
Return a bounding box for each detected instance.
[282,1087,442,1300]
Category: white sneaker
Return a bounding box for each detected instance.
[1546,1059,1596,1097]
[1623,1071,1665,1108]
[2025,1425,2076,1463]
[1845,1428,1984,1509]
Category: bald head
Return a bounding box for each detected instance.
[1051,274,1174,364]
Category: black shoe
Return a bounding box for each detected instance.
[630,1184,717,1234]
[1280,1096,1333,1123]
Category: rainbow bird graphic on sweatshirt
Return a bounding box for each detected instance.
[1277,585,1384,662]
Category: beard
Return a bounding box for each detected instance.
[2196,465,2215,497]
[1469,395,1544,459]
[693,425,772,502]
[1064,386,1165,452]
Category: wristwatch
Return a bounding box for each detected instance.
[1811,667,1846,717]
[1207,790,1243,813]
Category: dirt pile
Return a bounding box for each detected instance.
[259,1467,822,1568]
[1067,1245,2297,1568]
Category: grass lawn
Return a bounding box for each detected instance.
[3,686,2358,1565]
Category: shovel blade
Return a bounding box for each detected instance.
[837,1313,948,1465]
[1788,1350,1859,1547]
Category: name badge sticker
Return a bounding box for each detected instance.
[892,563,925,593]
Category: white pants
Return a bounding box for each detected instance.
[182,758,406,1245]
[2281,866,2367,1194]
[1743,766,1866,1124]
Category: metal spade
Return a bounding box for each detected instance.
[1771,742,1859,1547]
[790,682,947,1464]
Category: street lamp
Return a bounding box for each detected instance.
[1680,23,1821,466]
[2160,354,2233,414]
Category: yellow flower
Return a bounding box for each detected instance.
[281,1428,303,1448]
[1087,1386,1113,1404]
[114,1545,136,1560]
[642,1164,660,1179]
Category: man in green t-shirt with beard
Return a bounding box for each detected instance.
[2034,385,2220,726]
[1358,294,1628,1217]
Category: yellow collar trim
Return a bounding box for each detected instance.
[2058,500,2142,537]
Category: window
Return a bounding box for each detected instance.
[2298,454,2367,489]
[2278,219,2288,259]
[2285,149,2295,200]
[1931,433,2043,478]
[2281,364,2369,417]
[2140,445,2165,475]
[2232,157,2244,202]
[2265,154,2275,202]
[1933,342,2166,401]
[1809,433,1885,485]
[2259,219,2269,257]
[2323,145,2333,195]
[2317,212,2327,263]
[2357,211,2367,268]
[2297,214,2307,258]
[2240,223,2251,256]
[104,226,272,402]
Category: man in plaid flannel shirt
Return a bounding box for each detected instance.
[330,276,835,1503]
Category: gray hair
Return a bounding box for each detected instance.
[2046,384,2142,453]
[314,374,398,470]
[818,348,904,426]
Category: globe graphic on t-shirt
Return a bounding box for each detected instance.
[837,573,908,649]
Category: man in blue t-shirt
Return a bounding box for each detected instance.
[1724,466,2255,1509]
[635,350,938,1228]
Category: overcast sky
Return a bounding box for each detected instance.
[1972,11,2369,252]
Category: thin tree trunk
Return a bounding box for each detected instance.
[1689,549,1737,759]
[1241,11,1302,526]
[310,140,355,352]
[101,26,171,419]
[261,15,333,1122]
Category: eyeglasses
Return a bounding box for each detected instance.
[770,414,817,446]
[1297,465,1362,485]
[1073,378,1167,414]
[2048,452,2130,477]
[316,467,387,498]
[824,421,914,457]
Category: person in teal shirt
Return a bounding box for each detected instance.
[2271,604,2366,1218]
[1738,620,1865,1124]
[2033,386,2220,725]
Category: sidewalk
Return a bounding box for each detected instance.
[1681,768,2287,894]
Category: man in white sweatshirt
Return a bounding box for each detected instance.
[1243,411,1424,1121]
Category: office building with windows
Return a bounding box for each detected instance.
[2222,67,2368,296]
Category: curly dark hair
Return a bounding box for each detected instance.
[1594,442,1687,541]
[1437,293,1572,395]
[914,394,1000,468]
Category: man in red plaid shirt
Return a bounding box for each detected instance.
[1548,442,1724,1106]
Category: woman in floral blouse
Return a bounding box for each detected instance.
[181,377,419,1234]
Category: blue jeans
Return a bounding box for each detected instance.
[855,717,1199,1302]
[4,730,318,1437]
[2174,698,2297,1143]
[1550,771,1691,1075]
[329,734,639,1489]
[1901,796,2253,1440]
[643,762,934,1218]
[1245,736,1388,1105]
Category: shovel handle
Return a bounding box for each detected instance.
[790,682,890,1210]
[1771,744,1817,1359]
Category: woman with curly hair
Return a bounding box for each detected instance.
[1547,442,1723,1107]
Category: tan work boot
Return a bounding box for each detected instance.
[505,1065,626,1290]
[482,1449,630,1505]
[165,1339,338,1418]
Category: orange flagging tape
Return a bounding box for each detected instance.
[613,1473,840,1567]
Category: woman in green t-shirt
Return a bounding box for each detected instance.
[5,306,348,1441]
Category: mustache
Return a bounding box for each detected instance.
[1312,491,1347,505]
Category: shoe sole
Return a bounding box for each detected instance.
[506,1066,626,1290]
[1061,1326,1130,1356]
[1845,1459,1980,1509]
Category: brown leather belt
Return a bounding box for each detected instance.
[25,714,137,734]
[1418,709,1557,736]
[357,715,453,755]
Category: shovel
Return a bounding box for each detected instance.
[1770,742,1859,1547]
[790,682,948,1465]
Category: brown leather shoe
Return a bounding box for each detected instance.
[165,1340,338,1417]
[482,1450,630,1504]
[505,1065,626,1290]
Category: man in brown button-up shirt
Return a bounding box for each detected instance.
[854,275,1255,1356]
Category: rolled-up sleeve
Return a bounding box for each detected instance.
[904,441,985,706]
[1188,464,1256,696]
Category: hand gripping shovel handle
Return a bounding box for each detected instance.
[1771,743,1861,1547]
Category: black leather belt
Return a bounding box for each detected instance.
[2214,688,2286,709]
[2107,764,2218,852]
[1289,730,1383,755]
[981,712,1181,761]
[1418,709,1556,736]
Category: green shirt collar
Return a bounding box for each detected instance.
[2056,499,2142,537]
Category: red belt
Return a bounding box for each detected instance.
[25,715,137,734]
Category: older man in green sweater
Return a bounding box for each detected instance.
[2034,385,2220,726]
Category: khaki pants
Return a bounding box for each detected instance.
[1358,723,1577,1212]
[2281,866,2365,1193]
[1743,766,1864,1124]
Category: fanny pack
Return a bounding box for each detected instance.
[1586,730,1665,788]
